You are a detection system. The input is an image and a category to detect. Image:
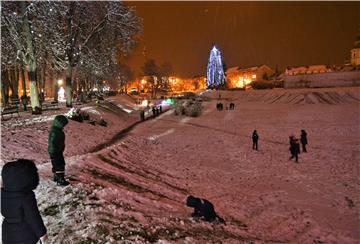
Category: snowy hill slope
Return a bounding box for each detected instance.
[202,87,360,105]
[1,89,359,243]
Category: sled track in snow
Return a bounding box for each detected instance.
[90,109,172,153]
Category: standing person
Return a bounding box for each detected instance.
[48,115,70,186]
[289,135,300,163]
[140,110,145,121]
[252,130,259,150]
[300,129,308,152]
[1,159,48,244]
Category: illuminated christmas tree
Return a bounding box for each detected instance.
[206,45,225,89]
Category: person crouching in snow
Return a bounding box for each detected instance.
[48,115,70,186]
[1,159,48,244]
[186,195,225,224]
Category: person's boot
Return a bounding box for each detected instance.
[55,173,70,186]
[53,173,60,182]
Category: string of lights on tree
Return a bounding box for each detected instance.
[206,45,225,89]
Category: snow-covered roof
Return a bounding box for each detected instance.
[227,65,273,74]
[226,66,241,74]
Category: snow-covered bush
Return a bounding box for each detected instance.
[66,108,90,122]
[174,99,202,117]
[174,101,186,116]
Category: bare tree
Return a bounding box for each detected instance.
[2,2,43,112]
[159,61,173,91]
[51,1,141,107]
[142,59,160,97]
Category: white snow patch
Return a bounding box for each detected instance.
[148,128,175,141]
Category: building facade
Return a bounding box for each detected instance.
[226,65,275,88]
[284,65,333,76]
[351,33,360,66]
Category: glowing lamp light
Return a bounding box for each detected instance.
[252,74,256,79]
[58,87,65,101]
[162,98,175,106]
[57,79,63,86]
[141,99,148,107]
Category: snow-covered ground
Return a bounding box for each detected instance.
[1,88,359,243]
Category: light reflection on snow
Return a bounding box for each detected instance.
[148,128,175,141]
[2,114,58,128]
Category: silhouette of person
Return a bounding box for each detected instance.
[300,129,308,152]
[252,130,259,150]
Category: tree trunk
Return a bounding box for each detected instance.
[50,70,58,102]
[8,68,15,99]
[1,70,10,106]
[20,60,27,98]
[65,65,73,107]
[54,81,59,102]
[21,1,41,113]
[13,64,19,99]
[28,71,41,110]
[42,59,46,93]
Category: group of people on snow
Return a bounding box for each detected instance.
[140,105,163,121]
[289,129,308,163]
[1,109,310,243]
[251,129,308,163]
[216,102,236,111]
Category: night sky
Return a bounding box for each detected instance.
[126,1,360,78]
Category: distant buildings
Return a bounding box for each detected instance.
[284,65,332,76]
[351,33,360,66]
[226,65,275,88]
[129,75,206,94]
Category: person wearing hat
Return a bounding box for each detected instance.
[1,159,48,244]
[48,115,70,186]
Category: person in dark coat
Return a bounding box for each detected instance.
[152,106,156,117]
[48,115,69,186]
[289,135,300,162]
[229,103,235,110]
[186,195,225,224]
[252,130,259,150]
[140,110,145,121]
[300,129,308,152]
[1,159,47,244]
